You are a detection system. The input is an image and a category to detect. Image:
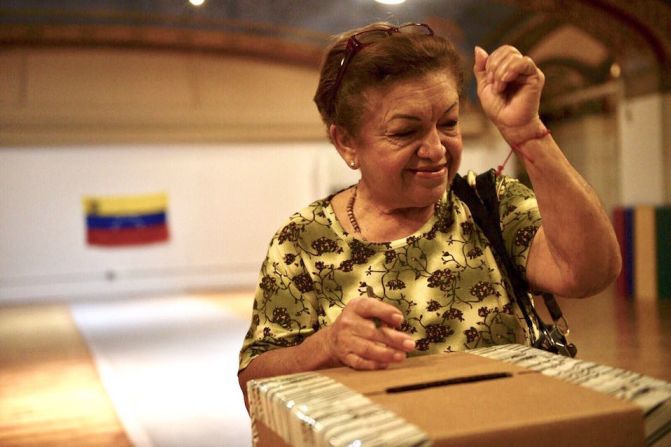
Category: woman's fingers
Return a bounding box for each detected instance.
[343,352,388,371]
[474,44,545,137]
[473,46,489,87]
[373,325,416,352]
[336,333,407,368]
[349,296,404,328]
[497,56,538,93]
[328,297,416,369]
[348,318,415,353]
[484,46,540,94]
[348,297,415,351]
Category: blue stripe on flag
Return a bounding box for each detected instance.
[86,212,167,229]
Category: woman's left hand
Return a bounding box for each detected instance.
[473,45,545,145]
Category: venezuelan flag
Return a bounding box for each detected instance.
[83,193,169,246]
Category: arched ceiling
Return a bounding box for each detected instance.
[1,0,670,97]
[0,1,524,65]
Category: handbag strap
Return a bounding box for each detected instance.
[451,170,537,341]
[473,171,568,322]
[452,170,577,357]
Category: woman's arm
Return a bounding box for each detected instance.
[473,46,621,297]
[514,128,621,297]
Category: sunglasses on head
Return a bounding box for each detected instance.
[329,23,434,111]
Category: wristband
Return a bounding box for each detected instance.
[496,127,551,176]
[511,127,551,151]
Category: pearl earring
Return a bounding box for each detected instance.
[350,160,357,169]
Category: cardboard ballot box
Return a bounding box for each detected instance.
[248,349,645,447]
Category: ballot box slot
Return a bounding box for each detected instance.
[384,372,512,394]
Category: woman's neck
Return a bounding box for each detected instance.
[346,184,436,242]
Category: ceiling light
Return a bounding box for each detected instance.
[189,0,205,6]
[375,0,406,4]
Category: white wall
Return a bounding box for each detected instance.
[553,114,619,213]
[0,144,326,302]
[0,48,326,144]
[663,93,671,201]
[0,140,502,303]
[618,93,666,205]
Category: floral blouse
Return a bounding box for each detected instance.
[238,175,541,372]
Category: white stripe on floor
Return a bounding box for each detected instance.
[71,295,253,447]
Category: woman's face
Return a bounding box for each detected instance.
[349,71,463,210]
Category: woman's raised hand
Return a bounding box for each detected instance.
[473,45,546,146]
[324,296,416,370]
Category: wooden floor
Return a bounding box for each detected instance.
[0,288,669,446]
[549,289,671,382]
[0,304,132,447]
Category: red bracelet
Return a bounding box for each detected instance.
[511,127,551,151]
[496,127,551,176]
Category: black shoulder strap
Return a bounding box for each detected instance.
[452,170,566,325]
[453,171,577,357]
[451,170,536,332]
[452,170,525,294]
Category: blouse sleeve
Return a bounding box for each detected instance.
[497,176,542,280]
[238,222,319,373]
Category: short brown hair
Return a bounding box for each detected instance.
[313,22,464,138]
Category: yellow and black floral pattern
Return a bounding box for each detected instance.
[239,176,541,371]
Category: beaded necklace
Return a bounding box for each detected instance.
[346,185,362,235]
[346,184,442,239]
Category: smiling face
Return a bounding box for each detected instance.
[336,71,463,211]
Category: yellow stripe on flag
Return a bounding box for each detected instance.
[83,193,168,216]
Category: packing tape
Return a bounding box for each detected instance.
[248,371,431,447]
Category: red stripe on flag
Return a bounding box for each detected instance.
[87,224,169,246]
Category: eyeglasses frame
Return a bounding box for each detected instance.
[328,23,434,114]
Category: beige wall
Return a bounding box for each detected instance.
[0,46,488,146]
[0,47,325,144]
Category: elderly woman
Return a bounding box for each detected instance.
[238,22,620,405]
